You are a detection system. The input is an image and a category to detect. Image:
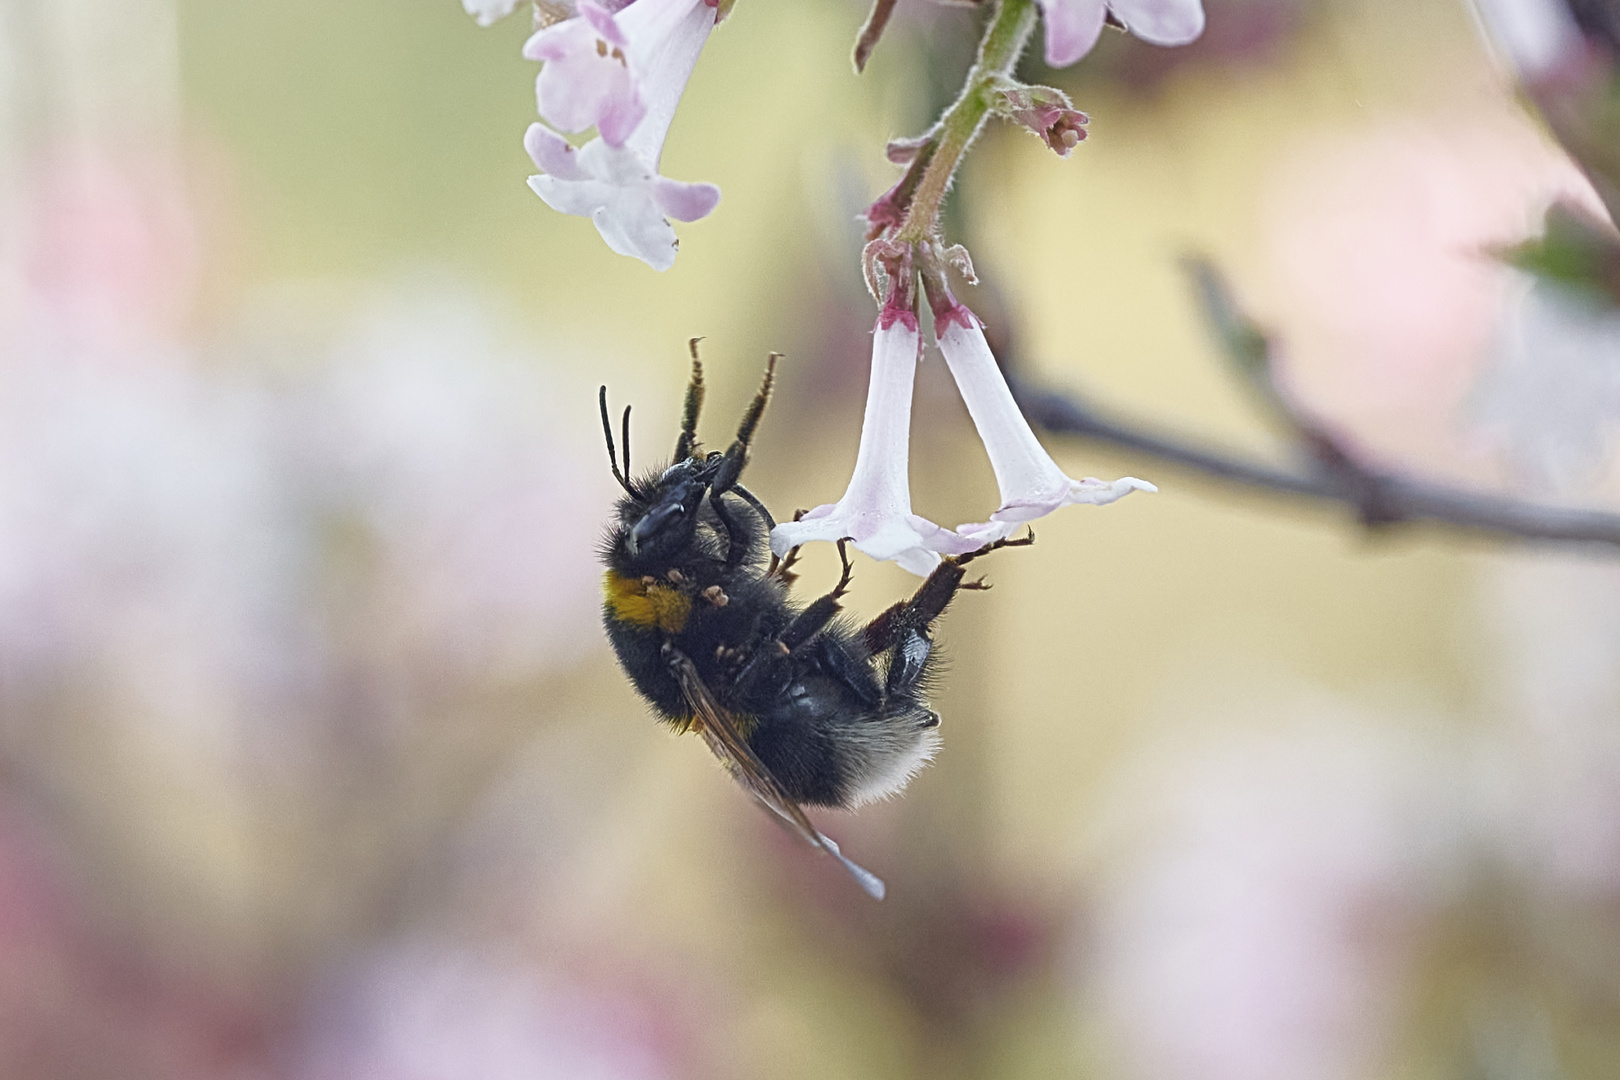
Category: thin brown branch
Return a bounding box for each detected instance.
[1012,377,1620,550]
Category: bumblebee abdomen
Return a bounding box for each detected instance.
[748,677,851,806]
[740,675,936,808]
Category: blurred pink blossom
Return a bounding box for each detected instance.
[6,154,202,352]
[1262,119,1601,466]
[295,945,682,1080]
[1083,704,1454,1080]
[1477,559,1620,900]
[1471,276,1620,490]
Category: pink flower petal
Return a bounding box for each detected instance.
[1038,0,1108,67]
[578,2,629,48]
[1109,0,1205,46]
[526,13,645,144]
[651,177,720,222]
[523,123,588,181]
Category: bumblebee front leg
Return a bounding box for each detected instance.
[732,540,857,695]
[708,356,778,570]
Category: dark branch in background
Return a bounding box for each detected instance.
[1009,259,1620,552]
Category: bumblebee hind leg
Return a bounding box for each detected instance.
[863,529,1035,650]
[864,530,1035,697]
[734,540,858,696]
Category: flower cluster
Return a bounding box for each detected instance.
[466,0,722,270]
[459,0,1204,573]
[770,292,1154,575]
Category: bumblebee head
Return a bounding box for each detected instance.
[621,459,712,562]
[598,377,719,570]
[599,345,775,573]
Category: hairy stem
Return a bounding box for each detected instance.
[894,0,1037,244]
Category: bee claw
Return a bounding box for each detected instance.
[703,585,729,607]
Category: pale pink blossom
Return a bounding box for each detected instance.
[295,945,678,1080]
[934,306,1154,546]
[524,124,719,271]
[521,0,720,269]
[769,315,979,575]
[1036,0,1204,68]
[524,3,646,147]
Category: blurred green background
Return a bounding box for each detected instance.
[2,0,1618,1077]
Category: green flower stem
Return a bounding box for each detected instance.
[894,0,1038,245]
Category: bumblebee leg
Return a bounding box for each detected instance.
[673,340,706,461]
[863,529,1035,652]
[709,491,752,571]
[883,627,934,696]
[767,509,808,585]
[810,633,882,707]
[734,540,855,693]
[863,559,967,654]
[952,528,1036,568]
[768,540,855,654]
[708,357,779,569]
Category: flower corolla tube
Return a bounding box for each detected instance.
[933,306,1154,545]
[513,0,721,270]
[769,315,983,576]
[771,304,1154,575]
[1036,0,1205,67]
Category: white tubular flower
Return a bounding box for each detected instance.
[521,0,721,270]
[934,307,1155,545]
[1037,0,1205,67]
[770,316,980,576]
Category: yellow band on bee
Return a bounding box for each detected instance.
[603,571,692,634]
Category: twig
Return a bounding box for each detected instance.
[1008,260,1620,552]
[1014,380,1620,549]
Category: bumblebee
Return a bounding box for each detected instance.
[599,345,1028,898]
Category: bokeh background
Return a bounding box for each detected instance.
[2,0,1620,1076]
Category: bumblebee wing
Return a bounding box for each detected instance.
[665,647,886,901]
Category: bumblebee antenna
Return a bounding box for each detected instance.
[621,403,633,478]
[675,338,705,461]
[735,353,779,448]
[598,386,637,498]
